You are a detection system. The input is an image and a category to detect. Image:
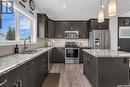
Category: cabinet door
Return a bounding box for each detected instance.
[54,22,66,38]
[44,52,48,75]
[88,19,109,30]
[17,65,26,87]
[33,56,42,87]
[54,47,65,63]
[44,16,48,38]
[37,14,45,38]
[24,60,34,87]
[0,74,7,87]
[48,20,55,38]
[48,49,53,71]
[80,49,84,63]
[37,14,48,38]
[70,22,88,38]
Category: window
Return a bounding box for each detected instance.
[0,1,36,44]
[19,15,32,40]
[0,11,16,42]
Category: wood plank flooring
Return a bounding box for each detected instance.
[50,64,92,87]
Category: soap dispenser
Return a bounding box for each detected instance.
[15,44,19,53]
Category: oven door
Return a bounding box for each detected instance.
[65,48,79,63]
[65,48,79,59]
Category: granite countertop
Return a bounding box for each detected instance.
[83,49,130,58]
[0,47,53,76]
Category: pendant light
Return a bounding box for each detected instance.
[98,0,104,23]
[108,0,117,16]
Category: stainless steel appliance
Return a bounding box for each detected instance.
[65,31,79,39]
[65,42,79,64]
[89,30,110,49]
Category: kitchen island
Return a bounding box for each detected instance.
[83,49,130,87]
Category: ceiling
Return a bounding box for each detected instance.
[35,0,130,20]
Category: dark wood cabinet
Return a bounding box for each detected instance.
[54,21,88,38]
[48,49,54,71]
[83,52,129,87]
[0,51,49,87]
[0,74,7,87]
[54,22,66,38]
[24,60,34,87]
[53,47,65,63]
[80,47,92,63]
[37,14,48,38]
[88,19,109,31]
[48,20,55,38]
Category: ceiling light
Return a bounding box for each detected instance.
[63,4,67,8]
[98,7,104,23]
[98,0,104,23]
[108,0,117,16]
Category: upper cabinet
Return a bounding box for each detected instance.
[48,20,55,38]
[37,14,48,38]
[37,14,109,39]
[54,21,89,38]
[88,19,109,31]
[54,21,67,38]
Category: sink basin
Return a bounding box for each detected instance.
[20,50,39,54]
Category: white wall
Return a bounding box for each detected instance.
[109,0,130,50]
[109,16,118,50]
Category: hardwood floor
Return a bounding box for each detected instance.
[50,64,92,87]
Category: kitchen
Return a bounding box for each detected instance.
[0,0,130,87]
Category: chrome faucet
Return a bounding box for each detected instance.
[23,36,31,52]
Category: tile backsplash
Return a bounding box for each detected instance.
[0,38,46,57]
[48,39,89,47]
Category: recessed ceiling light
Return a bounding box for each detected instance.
[63,4,67,8]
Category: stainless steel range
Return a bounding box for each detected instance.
[65,42,79,64]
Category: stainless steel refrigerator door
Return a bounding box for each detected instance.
[93,30,102,49]
[92,30,110,49]
[104,31,110,49]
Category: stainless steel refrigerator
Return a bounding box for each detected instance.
[88,30,110,49]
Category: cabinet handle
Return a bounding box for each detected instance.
[123,58,128,64]
[0,79,7,86]
[87,60,90,65]
[26,62,33,68]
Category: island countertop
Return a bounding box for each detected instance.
[83,49,130,58]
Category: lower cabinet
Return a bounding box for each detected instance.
[0,51,49,87]
[83,52,129,87]
[53,47,65,63]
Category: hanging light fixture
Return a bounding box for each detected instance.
[98,0,104,23]
[108,0,117,16]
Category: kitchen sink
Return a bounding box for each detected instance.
[20,50,40,54]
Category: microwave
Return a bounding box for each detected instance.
[65,31,79,39]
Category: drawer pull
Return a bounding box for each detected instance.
[0,79,7,86]
[26,62,33,68]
